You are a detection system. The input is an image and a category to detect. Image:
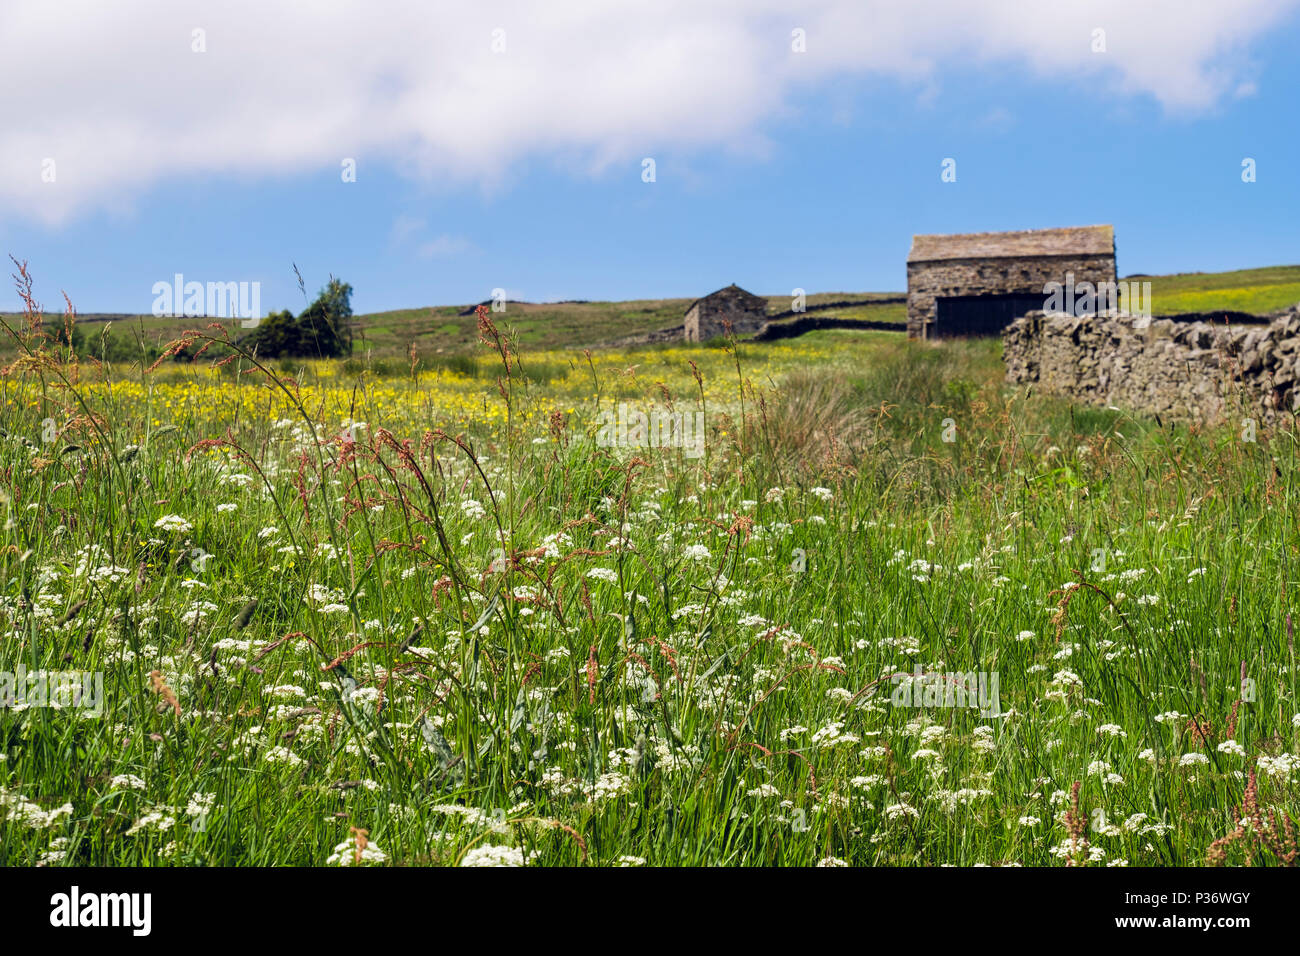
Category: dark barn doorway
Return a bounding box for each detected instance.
[933,293,1045,338]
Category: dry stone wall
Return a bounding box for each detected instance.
[1003,305,1300,423]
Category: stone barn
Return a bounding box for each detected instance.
[906,225,1116,339]
[684,284,768,342]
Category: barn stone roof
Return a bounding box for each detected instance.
[684,284,768,315]
[907,225,1114,264]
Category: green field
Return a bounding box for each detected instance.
[1,286,1298,867]
[1134,265,1300,315]
[7,264,1295,366]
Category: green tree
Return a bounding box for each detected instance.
[241,279,354,359]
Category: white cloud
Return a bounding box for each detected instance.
[416,235,475,259]
[389,215,473,258]
[977,107,1016,133]
[1,0,1293,225]
[389,214,426,246]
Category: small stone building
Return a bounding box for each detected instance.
[906,225,1116,339]
[684,284,768,342]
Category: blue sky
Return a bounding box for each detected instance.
[2,1,1298,316]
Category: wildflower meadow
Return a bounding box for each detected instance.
[2,269,1297,871]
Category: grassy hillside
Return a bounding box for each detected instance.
[2,265,1296,365]
[1140,265,1300,315]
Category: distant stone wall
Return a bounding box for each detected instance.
[751,315,904,341]
[605,324,687,348]
[1003,305,1300,422]
[907,254,1116,338]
